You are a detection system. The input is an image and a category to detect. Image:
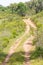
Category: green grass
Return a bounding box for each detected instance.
[0,12,32,65]
[0,9,43,65]
[31,11,43,46]
[31,58,43,65]
[6,51,25,65]
[5,15,37,65]
[30,11,43,65]
[0,14,26,64]
[30,11,43,27]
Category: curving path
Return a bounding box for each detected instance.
[1,18,30,65]
[23,19,36,65]
[1,18,36,65]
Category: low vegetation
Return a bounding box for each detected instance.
[30,11,43,65]
[0,15,26,64]
[0,0,43,65]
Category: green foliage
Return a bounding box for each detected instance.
[30,10,43,65]
[16,2,27,16]
[9,3,17,14]
[0,15,26,52]
[7,51,25,65]
[30,47,43,65]
[0,0,43,65]
[30,47,43,59]
[26,0,43,15]
[0,0,43,16]
[31,11,43,48]
[0,13,26,64]
[0,52,7,64]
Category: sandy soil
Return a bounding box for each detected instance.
[23,19,36,65]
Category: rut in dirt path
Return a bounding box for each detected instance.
[23,19,37,65]
[23,35,34,65]
[1,18,30,65]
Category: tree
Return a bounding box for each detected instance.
[9,3,17,14]
[16,2,27,16]
[26,0,43,14]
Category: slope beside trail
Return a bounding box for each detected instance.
[1,18,30,65]
[23,19,36,65]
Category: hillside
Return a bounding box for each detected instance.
[0,14,26,64]
[30,11,43,65]
[0,0,43,65]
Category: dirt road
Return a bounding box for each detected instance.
[23,19,36,65]
[1,18,30,65]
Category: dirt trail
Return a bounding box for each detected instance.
[1,19,30,65]
[1,18,36,65]
[23,19,36,65]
